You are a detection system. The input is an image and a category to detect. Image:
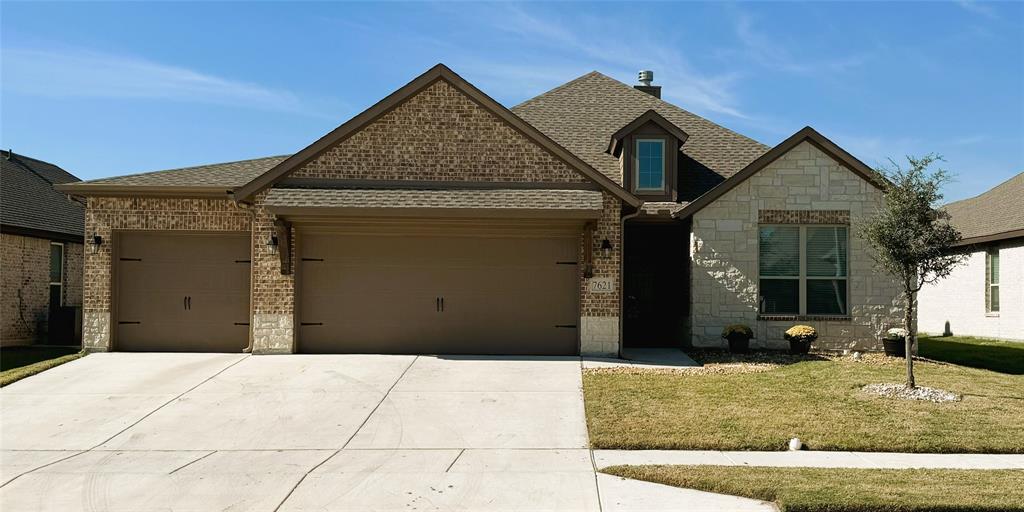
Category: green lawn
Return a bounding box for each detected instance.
[603,465,1024,512]
[0,346,83,387]
[584,353,1024,453]
[920,335,1024,375]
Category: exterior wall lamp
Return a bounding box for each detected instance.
[267,234,279,255]
[87,233,103,254]
[600,238,613,258]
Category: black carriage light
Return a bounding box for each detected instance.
[267,234,279,255]
[88,233,103,254]
[600,238,613,258]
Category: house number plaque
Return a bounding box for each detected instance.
[587,277,615,293]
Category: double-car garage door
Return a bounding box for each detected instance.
[298,229,580,355]
[113,226,581,355]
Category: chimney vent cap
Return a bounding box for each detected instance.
[638,70,654,86]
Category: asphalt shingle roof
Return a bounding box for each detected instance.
[511,71,770,202]
[944,172,1024,241]
[264,188,603,211]
[1,151,84,238]
[63,71,770,205]
[76,155,289,188]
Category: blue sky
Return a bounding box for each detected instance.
[2,1,1021,202]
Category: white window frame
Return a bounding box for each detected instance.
[757,224,850,317]
[986,247,999,314]
[633,138,666,192]
[49,242,64,308]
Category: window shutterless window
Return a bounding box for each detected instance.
[49,242,63,311]
[986,247,1000,313]
[758,225,848,316]
[634,139,665,192]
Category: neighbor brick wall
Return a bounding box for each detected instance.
[1,234,50,345]
[690,141,903,350]
[918,239,1023,340]
[1,234,83,346]
[83,197,254,351]
[292,80,588,184]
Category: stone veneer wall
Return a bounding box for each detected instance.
[1,234,83,346]
[579,192,623,356]
[292,80,587,184]
[690,141,903,350]
[918,239,1023,340]
[82,197,255,351]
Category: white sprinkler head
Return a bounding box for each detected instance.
[788,438,803,451]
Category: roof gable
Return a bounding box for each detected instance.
[234,64,640,207]
[674,126,885,219]
[607,109,689,156]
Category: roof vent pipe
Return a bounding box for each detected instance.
[634,71,661,99]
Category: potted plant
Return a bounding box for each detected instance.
[784,325,817,354]
[882,328,910,357]
[721,324,754,354]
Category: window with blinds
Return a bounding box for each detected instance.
[986,247,1000,313]
[758,225,848,316]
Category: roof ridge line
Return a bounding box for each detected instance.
[511,71,604,110]
[944,171,1024,208]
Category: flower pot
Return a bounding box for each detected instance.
[726,334,750,354]
[788,339,812,355]
[883,337,907,357]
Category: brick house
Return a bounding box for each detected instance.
[58,64,903,355]
[1,151,85,346]
[919,173,1023,340]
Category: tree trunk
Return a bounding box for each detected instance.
[904,290,915,388]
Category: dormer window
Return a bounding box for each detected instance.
[608,109,688,201]
[635,139,665,192]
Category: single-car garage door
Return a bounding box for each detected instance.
[298,229,580,355]
[115,232,250,352]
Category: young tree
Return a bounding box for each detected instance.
[860,155,964,388]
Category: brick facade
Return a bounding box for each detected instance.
[1,233,83,346]
[77,79,624,356]
[293,80,588,184]
[579,192,622,356]
[690,141,903,350]
[82,197,253,351]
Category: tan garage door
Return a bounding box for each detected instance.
[115,232,250,352]
[298,230,580,355]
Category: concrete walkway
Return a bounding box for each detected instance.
[596,449,1024,470]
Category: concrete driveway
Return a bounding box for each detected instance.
[0,353,771,511]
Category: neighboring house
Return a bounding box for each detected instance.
[1,151,85,346]
[58,64,902,355]
[918,173,1024,341]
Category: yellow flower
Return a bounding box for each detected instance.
[785,325,818,342]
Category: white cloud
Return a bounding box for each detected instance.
[1,47,328,117]
[443,3,750,119]
[956,0,998,19]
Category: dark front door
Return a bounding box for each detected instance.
[623,221,689,348]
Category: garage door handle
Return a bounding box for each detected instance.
[184,296,187,310]
[436,297,440,312]
[187,296,191,310]
[440,297,444,312]
[554,324,577,329]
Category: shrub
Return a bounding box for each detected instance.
[721,324,754,339]
[784,325,818,343]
